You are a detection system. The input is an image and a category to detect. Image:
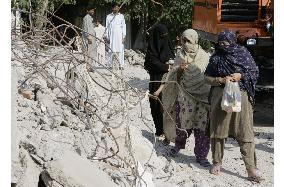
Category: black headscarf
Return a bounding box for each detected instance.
[205,30,259,106]
[144,23,175,73]
[111,2,119,8]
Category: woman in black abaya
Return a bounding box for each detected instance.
[144,23,175,136]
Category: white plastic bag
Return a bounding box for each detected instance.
[221,81,242,113]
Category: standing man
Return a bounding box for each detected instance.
[105,2,126,69]
[15,3,21,36]
[11,3,21,37]
[94,19,106,65]
[82,6,97,71]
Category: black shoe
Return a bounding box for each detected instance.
[155,132,163,137]
[196,158,211,167]
[87,67,94,72]
[162,138,170,146]
[170,147,180,157]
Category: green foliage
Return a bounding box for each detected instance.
[161,0,195,42]
[199,38,214,52]
[12,0,76,12]
[12,0,76,29]
[49,0,76,12]
[90,0,194,42]
[12,0,195,44]
[123,0,194,28]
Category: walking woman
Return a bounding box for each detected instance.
[156,29,211,166]
[204,30,263,182]
[144,23,175,136]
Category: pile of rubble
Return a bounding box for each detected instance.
[125,49,145,67]
[11,9,171,186]
[12,38,154,185]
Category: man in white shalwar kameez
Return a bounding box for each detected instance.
[94,20,106,65]
[11,4,21,37]
[105,3,126,69]
[82,7,97,70]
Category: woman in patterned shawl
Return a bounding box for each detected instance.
[157,29,211,167]
[204,30,263,182]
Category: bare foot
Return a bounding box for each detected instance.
[210,163,221,175]
[247,169,264,183]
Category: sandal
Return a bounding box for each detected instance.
[155,132,164,137]
[247,169,264,183]
[170,147,180,157]
[162,138,170,146]
[210,163,221,175]
[196,158,211,167]
[87,67,94,72]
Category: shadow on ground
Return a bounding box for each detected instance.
[254,91,274,127]
[141,129,249,179]
[127,78,149,91]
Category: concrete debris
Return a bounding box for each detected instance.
[20,90,34,100]
[42,151,118,187]
[136,162,155,187]
[125,49,145,66]
[16,149,42,187]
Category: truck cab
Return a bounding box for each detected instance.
[192,0,274,90]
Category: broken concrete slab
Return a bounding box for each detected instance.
[42,151,118,187]
[17,149,42,187]
[135,162,155,187]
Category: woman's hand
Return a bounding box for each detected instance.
[153,90,161,97]
[219,76,234,84]
[231,73,242,82]
[180,62,188,70]
[153,90,162,100]
[88,38,92,44]
[153,84,165,99]
[167,64,173,72]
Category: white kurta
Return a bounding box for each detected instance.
[106,13,126,66]
[82,14,97,67]
[94,24,106,65]
[11,12,15,32]
[15,10,21,36]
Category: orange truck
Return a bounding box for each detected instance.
[192,0,274,90]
